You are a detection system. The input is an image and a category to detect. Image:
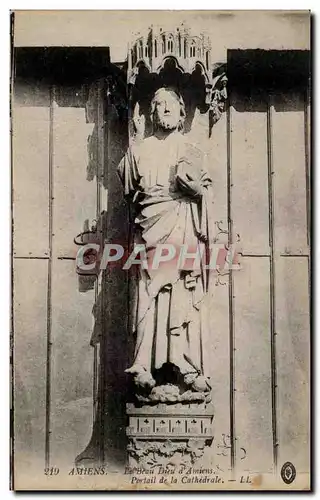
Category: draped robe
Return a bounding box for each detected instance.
[118,131,213,378]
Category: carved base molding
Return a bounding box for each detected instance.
[126,403,214,468]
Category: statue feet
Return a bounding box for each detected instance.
[125,364,212,404]
[183,372,212,393]
[125,364,156,390]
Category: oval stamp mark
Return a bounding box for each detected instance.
[281,462,296,484]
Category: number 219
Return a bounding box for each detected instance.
[44,467,59,475]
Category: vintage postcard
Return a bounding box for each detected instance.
[11,10,311,491]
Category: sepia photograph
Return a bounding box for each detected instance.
[10,9,311,490]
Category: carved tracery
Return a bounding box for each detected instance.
[128,23,227,139]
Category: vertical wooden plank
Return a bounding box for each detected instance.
[231,92,269,255]
[96,80,105,462]
[231,91,274,474]
[12,79,51,483]
[13,259,48,476]
[304,86,311,248]
[187,107,231,473]
[304,85,311,310]
[272,91,308,255]
[233,257,273,474]
[205,283,231,473]
[50,261,95,466]
[45,86,54,467]
[52,88,96,257]
[275,258,309,473]
[12,83,50,257]
[208,110,231,474]
[49,85,97,466]
[267,98,278,469]
[227,101,235,473]
[273,90,310,474]
[209,106,229,229]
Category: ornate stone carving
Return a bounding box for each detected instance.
[128,23,212,82]
[126,403,214,467]
[209,64,228,136]
[127,24,227,137]
[212,220,242,287]
[213,220,229,245]
[127,438,208,468]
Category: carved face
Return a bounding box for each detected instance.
[153,90,182,131]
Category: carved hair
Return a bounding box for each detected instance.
[150,87,186,132]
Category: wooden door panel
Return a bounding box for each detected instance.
[275,257,309,473]
[272,91,310,473]
[52,92,96,258]
[233,257,273,473]
[49,83,100,466]
[13,259,48,477]
[272,91,308,255]
[50,259,95,466]
[229,78,310,476]
[12,83,50,258]
[231,93,269,256]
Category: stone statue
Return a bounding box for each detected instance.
[118,87,213,404]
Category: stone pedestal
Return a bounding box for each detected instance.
[126,403,214,468]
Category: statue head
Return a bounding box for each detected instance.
[150,87,186,132]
